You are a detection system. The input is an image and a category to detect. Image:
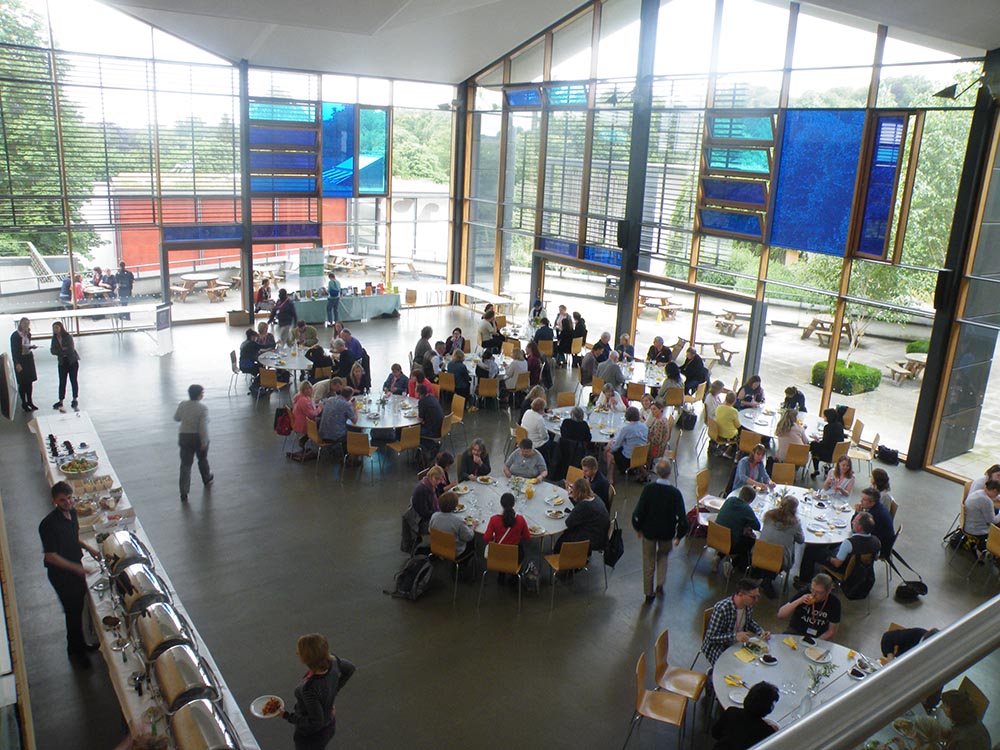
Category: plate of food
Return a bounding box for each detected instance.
[547,414,562,422]
[600,429,616,437]
[807,523,827,534]
[75,499,99,516]
[759,654,778,666]
[463,515,478,526]
[729,688,749,705]
[804,646,832,664]
[832,519,848,528]
[754,418,769,426]
[528,525,545,535]
[527,478,539,485]
[477,476,494,484]
[892,718,915,737]
[551,497,565,506]
[455,503,466,512]
[453,486,470,495]
[250,695,284,719]
[545,509,565,519]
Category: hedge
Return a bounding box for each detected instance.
[810,359,881,396]
[906,339,930,354]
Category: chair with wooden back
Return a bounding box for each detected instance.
[543,540,590,610]
[495,314,507,329]
[623,444,651,497]
[477,377,500,411]
[502,340,520,358]
[958,677,989,721]
[437,371,456,402]
[538,340,554,357]
[626,382,645,402]
[462,338,471,353]
[770,462,796,486]
[785,443,811,481]
[306,418,337,477]
[556,391,576,408]
[228,350,242,395]
[662,388,684,409]
[690,608,714,668]
[738,429,764,456]
[256,368,290,405]
[653,629,706,727]
[566,466,585,487]
[696,468,710,502]
[312,366,332,381]
[569,337,584,367]
[623,652,687,749]
[749,539,787,598]
[684,380,707,405]
[345,431,380,484]
[690,520,733,585]
[513,371,530,397]
[822,552,876,614]
[430,527,475,604]
[449,394,467,445]
[404,289,417,306]
[590,376,605,401]
[849,433,879,477]
[387,424,421,463]
[842,406,856,429]
[849,419,865,447]
[661,428,682,479]
[477,542,523,612]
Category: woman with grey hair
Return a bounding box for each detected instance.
[560,405,592,444]
[330,337,354,379]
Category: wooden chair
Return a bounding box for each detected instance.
[495,314,507,329]
[623,652,687,749]
[387,424,421,463]
[306,418,338,477]
[228,350,248,395]
[842,406,856,429]
[345,431,380,484]
[626,382,645,402]
[256,368,289,406]
[404,289,417,306]
[695,469,710,502]
[437,371,456,402]
[944,479,973,540]
[849,433,879,477]
[312,366,332,381]
[849,419,865,447]
[513,371,530,398]
[749,538,787,599]
[449,394,468,446]
[477,543,523,611]
[653,630,706,728]
[426,415,453,453]
[543,540,590,610]
[770,462,796,486]
[738,429,764,456]
[538,340,554,357]
[569,336,584,367]
[785,443,811,482]
[477,377,500,411]
[661,429,682,479]
[691,608,714,669]
[958,677,989,721]
[623,444,651,497]
[707,417,737,456]
[462,339,471,353]
[590,376,605,402]
[827,440,851,470]
[978,525,1000,590]
[684,381,706,405]
[501,340,520,358]
[430,527,476,604]
[690,520,733,586]
[662,388,683,409]
[556,391,576,407]
[566,466,585,487]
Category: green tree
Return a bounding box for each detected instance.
[391,109,452,184]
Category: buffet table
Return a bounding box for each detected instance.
[295,293,400,324]
[31,411,260,749]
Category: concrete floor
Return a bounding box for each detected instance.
[0,306,994,750]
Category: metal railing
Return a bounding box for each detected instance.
[752,594,1000,749]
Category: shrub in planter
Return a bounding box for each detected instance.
[906,339,930,354]
[810,359,881,396]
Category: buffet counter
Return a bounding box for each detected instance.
[31,411,260,750]
[294,292,400,324]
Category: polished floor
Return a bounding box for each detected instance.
[1,307,994,750]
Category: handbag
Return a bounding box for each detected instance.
[604,517,625,567]
[877,446,900,465]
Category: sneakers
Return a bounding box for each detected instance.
[70,399,78,409]
[53,401,63,409]
[204,474,214,487]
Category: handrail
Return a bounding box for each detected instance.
[752,594,1000,750]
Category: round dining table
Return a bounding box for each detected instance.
[623,361,667,389]
[712,635,869,725]
[259,349,313,373]
[350,394,420,430]
[738,407,824,440]
[544,406,626,445]
[452,474,571,540]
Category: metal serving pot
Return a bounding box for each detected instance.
[169,698,241,750]
[153,644,219,714]
[101,530,153,575]
[112,563,170,618]
[131,601,196,663]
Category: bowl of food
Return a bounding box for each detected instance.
[760,654,778,666]
[58,454,99,477]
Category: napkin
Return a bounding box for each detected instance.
[783,637,798,650]
[724,674,745,687]
[734,649,756,663]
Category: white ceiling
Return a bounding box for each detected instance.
[102,0,1000,84]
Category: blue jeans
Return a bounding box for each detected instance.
[326,297,340,323]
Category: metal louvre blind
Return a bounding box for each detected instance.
[643,109,703,230]
[542,110,586,240]
[248,69,319,101]
[0,44,52,83]
[587,108,631,247]
[503,111,540,234]
[153,60,237,95]
[640,224,694,265]
[55,52,151,91]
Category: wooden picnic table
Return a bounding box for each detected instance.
[638,294,681,321]
[802,315,853,346]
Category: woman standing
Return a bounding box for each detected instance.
[646,400,672,460]
[50,321,80,410]
[10,317,38,411]
[282,633,355,750]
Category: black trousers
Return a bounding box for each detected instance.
[57,360,80,401]
[49,570,87,653]
[294,719,336,750]
[178,433,211,496]
[16,372,34,407]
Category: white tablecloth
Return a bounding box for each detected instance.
[545,406,625,445]
[454,474,571,539]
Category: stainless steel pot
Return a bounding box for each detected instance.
[101,530,152,575]
[131,601,195,662]
[169,699,240,750]
[153,644,219,713]
[112,563,169,618]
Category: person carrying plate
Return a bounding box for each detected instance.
[282,633,355,750]
[776,573,840,641]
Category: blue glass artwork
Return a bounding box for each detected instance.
[321,102,356,197]
[252,222,320,240]
[709,115,774,141]
[583,246,623,267]
[506,88,542,107]
[546,84,588,106]
[769,109,866,257]
[249,127,316,147]
[857,115,905,257]
[248,101,315,123]
[701,178,767,207]
[539,237,576,257]
[249,152,316,171]
[162,224,242,244]
[358,109,388,195]
[707,147,770,174]
[250,176,316,193]
[699,209,761,239]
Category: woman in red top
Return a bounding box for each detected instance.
[482,493,531,576]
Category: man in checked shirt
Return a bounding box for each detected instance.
[701,578,772,665]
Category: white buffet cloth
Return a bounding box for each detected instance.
[31,412,261,749]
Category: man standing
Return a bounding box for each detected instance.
[115,261,135,319]
[268,288,298,346]
[175,384,213,502]
[632,460,688,603]
[701,579,771,665]
[39,481,100,663]
[777,573,841,641]
[325,271,341,326]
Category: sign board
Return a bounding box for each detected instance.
[299,247,325,292]
[155,303,173,357]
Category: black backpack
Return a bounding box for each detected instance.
[387,554,433,601]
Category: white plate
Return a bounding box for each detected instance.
[250,695,284,719]
[832,519,848,528]
[729,688,749,705]
[759,654,779,666]
[453,486,471,495]
[600,429,616,436]
[753,418,769,426]
[806,524,826,534]
[528,525,545,535]
[804,647,832,664]
[546,509,565,519]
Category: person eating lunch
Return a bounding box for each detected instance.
[503,438,547,482]
[700,579,771,665]
[776,573,840,641]
[458,439,492,480]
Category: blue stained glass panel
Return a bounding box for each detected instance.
[699,209,761,239]
[709,115,774,140]
[857,115,905,257]
[162,224,242,244]
[358,108,388,195]
[248,101,315,122]
[702,178,767,207]
[546,84,588,106]
[250,152,316,171]
[539,237,576,257]
[769,109,866,257]
[707,148,770,174]
[252,223,320,240]
[250,176,315,193]
[506,88,542,107]
[321,102,356,197]
[582,246,623,267]
[249,127,317,147]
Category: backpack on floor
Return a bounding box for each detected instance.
[386,554,433,601]
[273,407,292,436]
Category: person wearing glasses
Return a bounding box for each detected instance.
[701,578,771,665]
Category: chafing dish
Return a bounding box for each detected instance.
[101,530,152,575]
[169,699,240,750]
[131,601,196,662]
[112,563,169,618]
[153,644,219,713]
